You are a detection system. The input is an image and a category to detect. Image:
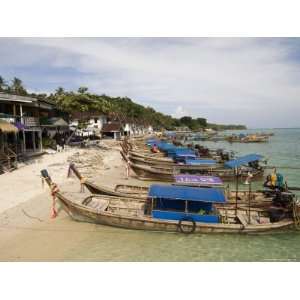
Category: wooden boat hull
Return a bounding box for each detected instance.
[129,162,264,182]
[82,180,276,208]
[55,192,294,234]
[83,180,148,198]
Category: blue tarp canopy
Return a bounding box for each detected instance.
[167,147,195,158]
[168,147,194,154]
[175,153,197,158]
[157,142,176,151]
[148,184,226,203]
[224,153,263,169]
[146,139,158,144]
[184,159,217,165]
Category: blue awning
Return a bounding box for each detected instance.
[148,184,226,203]
[224,153,263,169]
[157,142,176,151]
[167,148,195,157]
[185,159,217,165]
[146,139,159,144]
[175,153,197,158]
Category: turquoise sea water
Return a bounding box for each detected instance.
[65,129,300,261]
[200,128,300,191]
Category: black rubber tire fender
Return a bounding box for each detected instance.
[178,217,196,234]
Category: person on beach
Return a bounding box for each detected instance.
[54,131,63,152]
[61,135,66,151]
[151,144,159,153]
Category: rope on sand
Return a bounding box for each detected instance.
[21,209,44,222]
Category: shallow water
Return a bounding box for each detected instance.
[64,225,300,261]
[64,129,300,261]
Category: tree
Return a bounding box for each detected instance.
[55,87,65,96]
[0,76,6,91]
[78,87,88,94]
[0,76,246,130]
[180,116,193,128]
[196,117,207,128]
[11,77,27,96]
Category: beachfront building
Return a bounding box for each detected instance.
[0,93,63,167]
[101,122,123,139]
[40,117,70,138]
[70,112,107,136]
[147,125,154,134]
[0,119,18,172]
[123,123,134,136]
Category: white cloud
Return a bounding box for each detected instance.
[0,37,300,128]
[173,106,189,118]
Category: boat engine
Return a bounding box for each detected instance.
[272,190,295,207]
[268,191,295,222]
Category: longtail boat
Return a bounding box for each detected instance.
[128,158,264,182]
[41,169,300,234]
[67,163,148,198]
[68,163,291,209]
[127,153,220,169]
[122,139,266,181]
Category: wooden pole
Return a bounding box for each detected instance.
[248,179,252,224]
[22,130,26,153]
[235,167,239,216]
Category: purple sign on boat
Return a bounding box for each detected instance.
[174,175,223,186]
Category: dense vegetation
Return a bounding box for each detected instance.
[0,75,246,131]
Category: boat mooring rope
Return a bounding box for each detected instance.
[50,182,59,219]
[80,177,86,192]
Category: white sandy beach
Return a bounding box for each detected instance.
[0,139,147,261]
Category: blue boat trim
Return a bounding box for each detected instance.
[152,210,219,223]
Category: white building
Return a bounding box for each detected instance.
[70,112,107,135]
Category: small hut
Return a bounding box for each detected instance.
[101,122,122,140]
[0,119,18,172]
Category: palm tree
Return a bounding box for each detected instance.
[0,76,7,92]
[11,77,27,95]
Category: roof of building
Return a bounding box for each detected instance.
[101,123,122,132]
[0,93,55,110]
[41,117,69,127]
[0,92,37,103]
[0,119,18,133]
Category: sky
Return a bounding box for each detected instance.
[0,37,299,128]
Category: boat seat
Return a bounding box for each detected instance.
[236,212,248,227]
[86,198,109,212]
